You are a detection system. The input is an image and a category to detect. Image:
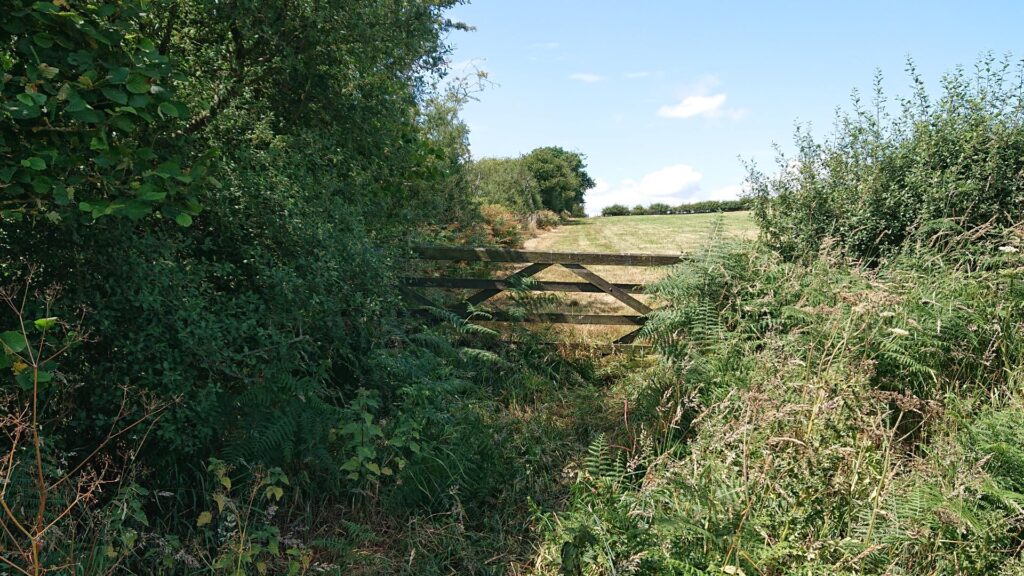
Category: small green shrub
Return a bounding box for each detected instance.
[533,209,561,230]
[601,204,631,216]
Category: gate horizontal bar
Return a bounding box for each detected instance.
[412,245,683,266]
[417,309,646,326]
[402,277,646,294]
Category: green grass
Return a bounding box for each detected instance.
[524,211,756,254]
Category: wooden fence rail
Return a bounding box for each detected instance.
[402,246,684,346]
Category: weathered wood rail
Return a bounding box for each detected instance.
[402,246,684,346]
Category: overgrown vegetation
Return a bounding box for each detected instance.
[748,56,1024,261]
[0,1,593,573]
[537,55,1024,575]
[3,4,1022,574]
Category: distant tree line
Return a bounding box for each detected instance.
[601,198,750,217]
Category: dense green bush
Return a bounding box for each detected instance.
[470,156,543,214]
[601,203,631,216]
[523,146,595,216]
[0,0,524,572]
[748,55,1024,260]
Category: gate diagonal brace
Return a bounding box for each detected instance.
[560,263,652,314]
[560,263,650,344]
[465,262,552,306]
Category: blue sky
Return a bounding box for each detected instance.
[444,1,1023,215]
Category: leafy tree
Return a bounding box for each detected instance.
[522,146,595,215]
[469,156,542,214]
[0,0,205,225]
[2,0,473,502]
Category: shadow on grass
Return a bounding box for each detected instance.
[335,340,631,575]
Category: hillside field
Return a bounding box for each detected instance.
[524,211,756,254]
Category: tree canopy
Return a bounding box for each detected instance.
[523,146,595,216]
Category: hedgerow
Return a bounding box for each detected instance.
[747,55,1024,261]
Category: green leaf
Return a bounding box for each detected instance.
[32,1,60,13]
[126,75,150,94]
[69,108,102,123]
[175,213,193,227]
[38,63,59,79]
[137,185,166,202]
[101,86,129,105]
[11,105,42,120]
[0,331,27,353]
[33,317,58,330]
[108,67,129,84]
[33,33,54,48]
[17,93,36,106]
[65,96,89,112]
[20,157,46,171]
[196,511,212,527]
[157,101,178,118]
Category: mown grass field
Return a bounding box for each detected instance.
[524,211,756,254]
[498,211,758,343]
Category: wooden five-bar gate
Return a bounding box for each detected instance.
[401,246,684,346]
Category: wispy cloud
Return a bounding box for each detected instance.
[569,72,605,83]
[585,165,747,215]
[658,94,728,118]
[658,75,746,120]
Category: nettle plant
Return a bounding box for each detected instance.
[1,1,207,225]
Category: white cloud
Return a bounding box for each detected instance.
[584,165,746,216]
[658,75,746,120]
[569,72,604,83]
[658,94,728,118]
[703,184,749,201]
